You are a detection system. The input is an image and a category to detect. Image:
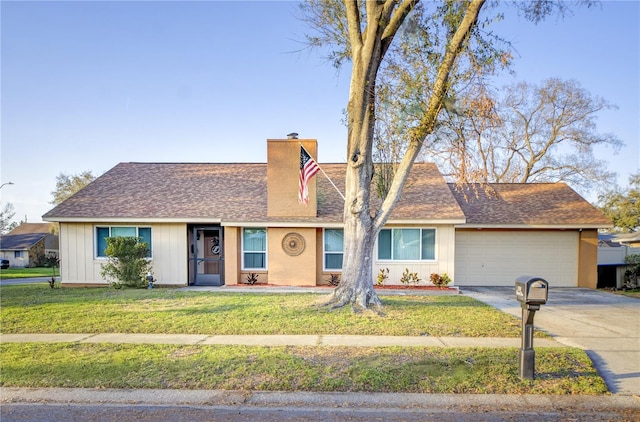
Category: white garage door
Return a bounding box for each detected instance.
[455,231,579,287]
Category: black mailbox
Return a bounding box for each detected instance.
[515,276,548,306]
[515,275,549,380]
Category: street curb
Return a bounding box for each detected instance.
[2,388,639,412]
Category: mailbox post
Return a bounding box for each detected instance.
[515,276,548,380]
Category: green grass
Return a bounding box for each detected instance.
[609,288,640,299]
[0,343,607,395]
[1,283,607,395]
[0,284,527,337]
[0,267,57,280]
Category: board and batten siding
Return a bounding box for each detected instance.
[373,225,456,286]
[59,223,188,286]
[454,230,579,287]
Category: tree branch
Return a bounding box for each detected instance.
[374,0,486,231]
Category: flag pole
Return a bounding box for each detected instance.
[300,143,345,202]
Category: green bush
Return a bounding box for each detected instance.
[624,254,640,287]
[400,268,420,285]
[376,268,389,286]
[100,237,152,288]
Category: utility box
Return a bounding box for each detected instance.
[515,276,548,306]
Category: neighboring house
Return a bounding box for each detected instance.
[598,232,640,288]
[0,223,59,268]
[42,138,612,288]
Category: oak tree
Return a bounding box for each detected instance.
[300,0,587,310]
[432,78,622,193]
[50,171,96,205]
[598,173,640,232]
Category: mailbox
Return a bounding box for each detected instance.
[515,276,548,306]
[515,275,549,380]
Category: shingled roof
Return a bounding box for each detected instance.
[0,233,48,251]
[0,223,57,251]
[42,162,464,224]
[448,183,612,228]
[42,162,610,228]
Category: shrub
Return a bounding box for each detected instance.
[246,273,259,285]
[100,236,152,288]
[376,268,389,286]
[328,273,341,286]
[624,254,640,288]
[400,268,420,285]
[33,253,59,268]
[430,272,452,288]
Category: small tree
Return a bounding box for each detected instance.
[0,203,19,234]
[624,254,640,288]
[598,173,640,232]
[50,170,97,205]
[100,236,151,288]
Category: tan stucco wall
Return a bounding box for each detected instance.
[58,222,188,286]
[223,226,240,285]
[578,229,598,288]
[267,139,318,217]
[267,227,317,286]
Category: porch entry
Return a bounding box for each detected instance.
[188,225,224,286]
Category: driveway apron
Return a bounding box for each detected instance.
[461,287,640,395]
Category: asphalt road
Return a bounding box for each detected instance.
[0,277,54,285]
[2,402,637,422]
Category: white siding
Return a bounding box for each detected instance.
[373,225,456,286]
[59,223,188,285]
[455,230,579,287]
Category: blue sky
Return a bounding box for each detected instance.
[1,0,638,223]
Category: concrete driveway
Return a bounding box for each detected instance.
[461,287,640,396]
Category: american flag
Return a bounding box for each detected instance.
[298,146,320,205]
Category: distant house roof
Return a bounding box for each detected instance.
[0,233,47,251]
[610,232,640,246]
[7,223,51,235]
[1,223,57,251]
[448,183,612,228]
[43,162,464,225]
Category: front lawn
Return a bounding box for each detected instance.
[608,288,640,299]
[1,283,609,395]
[0,343,608,395]
[0,284,526,337]
[0,267,57,280]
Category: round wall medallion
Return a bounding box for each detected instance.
[282,232,305,256]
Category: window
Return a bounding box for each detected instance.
[96,226,152,258]
[377,228,435,261]
[14,250,23,259]
[324,229,343,271]
[242,228,266,269]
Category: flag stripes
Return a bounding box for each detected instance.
[298,146,320,205]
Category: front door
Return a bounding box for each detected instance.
[189,226,224,286]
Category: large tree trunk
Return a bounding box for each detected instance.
[323,0,485,311]
[325,133,382,310]
[329,210,381,310]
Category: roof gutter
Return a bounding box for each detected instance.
[44,217,223,224]
[454,223,613,230]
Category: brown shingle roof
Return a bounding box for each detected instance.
[43,162,609,227]
[7,223,52,235]
[42,162,464,224]
[44,163,269,221]
[448,183,612,227]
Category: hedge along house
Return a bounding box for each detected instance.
[43,137,612,288]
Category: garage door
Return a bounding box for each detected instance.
[455,231,579,287]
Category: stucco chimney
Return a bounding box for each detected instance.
[267,136,318,217]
